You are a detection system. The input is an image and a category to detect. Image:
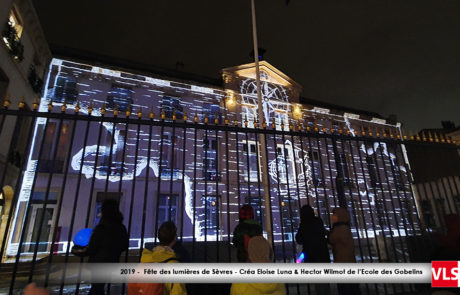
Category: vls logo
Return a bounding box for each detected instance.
[432,261,460,288]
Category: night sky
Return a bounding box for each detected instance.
[32,0,460,131]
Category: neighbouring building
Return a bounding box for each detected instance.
[406,122,460,230]
[0,0,51,255]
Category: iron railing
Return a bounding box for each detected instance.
[0,105,458,295]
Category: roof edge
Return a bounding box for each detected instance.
[222,60,302,90]
[49,44,223,88]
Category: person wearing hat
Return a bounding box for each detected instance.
[232,205,263,262]
[231,236,286,295]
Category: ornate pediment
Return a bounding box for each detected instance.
[222,61,302,104]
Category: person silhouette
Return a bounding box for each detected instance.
[72,199,129,295]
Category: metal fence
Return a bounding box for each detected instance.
[0,104,458,295]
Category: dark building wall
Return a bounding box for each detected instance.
[405,142,460,183]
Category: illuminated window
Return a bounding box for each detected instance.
[366,156,378,187]
[308,151,323,186]
[8,8,23,38]
[203,102,221,124]
[399,199,411,222]
[37,121,71,173]
[22,192,58,252]
[110,128,126,175]
[391,158,405,190]
[331,120,340,132]
[107,85,133,111]
[0,191,4,216]
[242,141,260,182]
[362,126,369,134]
[162,96,183,119]
[8,103,31,168]
[376,199,386,229]
[276,144,296,184]
[99,127,123,176]
[315,198,327,225]
[50,76,78,104]
[3,8,24,61]
[274,111,289,131]
[160,134,179,176]
[56,122,70,169]
[203,138,219,181]
[241,106,256,128]
[280,198,298,242]
[201,195,219,233]
[337,153,353,187]
[158,194,178,225]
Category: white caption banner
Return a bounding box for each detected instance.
[54,263,432,284]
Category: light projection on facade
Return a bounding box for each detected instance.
[5,58,420,261]
[268,139,315,201]
[240,72,290,130]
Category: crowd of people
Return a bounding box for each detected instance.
[22,199,460,295]
[68,201,363,295]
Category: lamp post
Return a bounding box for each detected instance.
[250,0,273,244]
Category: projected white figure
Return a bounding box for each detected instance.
[47,102,202,239]
[268,139,315,200]
[333,119,407,211]
[240,74,290,129]
[360,141,406,173]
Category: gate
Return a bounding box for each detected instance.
[0,103,458,294]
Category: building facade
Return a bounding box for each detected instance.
[3,57,422,264]
[407,125,460,230]
[0,0,51,256]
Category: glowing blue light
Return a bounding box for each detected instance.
[74,228,93,246]
[296,252,305,263]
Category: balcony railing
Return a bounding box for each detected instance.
[2,21,24,61]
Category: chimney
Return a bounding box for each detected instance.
[441,121,455,130]
[386,114,398,125]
